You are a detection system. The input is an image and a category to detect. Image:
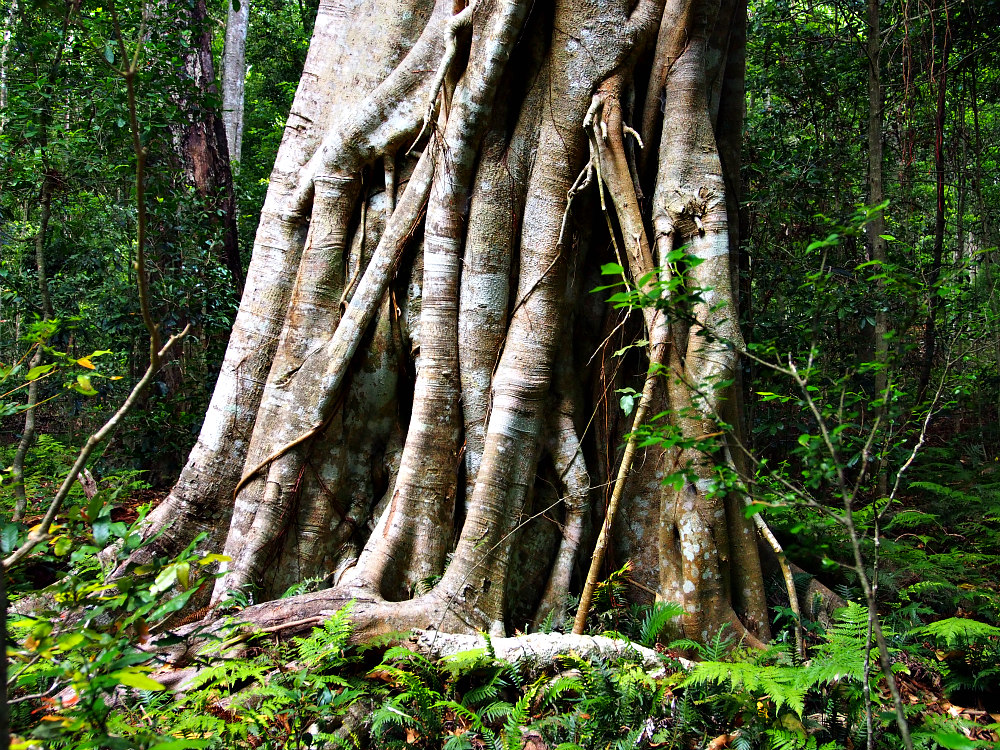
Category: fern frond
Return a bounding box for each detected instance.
[182,657,272,692]
[639,601,684,647]
[294,606,355,667]
[683,661,807,716]
[502,689,535,750]
[280,575,327,598]
[481,700,514,723]
[909,617,1000,648]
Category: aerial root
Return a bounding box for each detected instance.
[409,2,477,154]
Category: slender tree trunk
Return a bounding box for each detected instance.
[10,4,64,522]
[866,0,889,498]
[0,0,16,135]
[1,560,7,750]
[222,0,249,168]
[170,0,243,293]
[917,5,950,403]
[10,178,55,522]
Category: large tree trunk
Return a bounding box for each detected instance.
[123,0,768,644]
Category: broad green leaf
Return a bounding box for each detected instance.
[1,523,20,554]
[176,562,190,590]
[620,394,635,416]
[929,731,981,750]
[148,740,211,750]
[600,262,624,276]
[92,517,111,546]
[151,566,178,596]
[26,363,56,380]
[112,670,164,691]
[73,374,98,395]
[57,632,85,650]
[53,535,72,556]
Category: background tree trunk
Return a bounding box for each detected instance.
[0,0,16,134]
[169,0,244,293]
[125,0,768,643]
[222,0,249,169]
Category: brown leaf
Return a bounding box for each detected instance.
[706,733,736,750]
[521,730,548,750]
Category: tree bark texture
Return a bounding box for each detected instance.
[222,0,249,167]
[0,0,17,134]
[165,0,244,292]
[126,0,768,643]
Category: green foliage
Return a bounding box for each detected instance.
[907,618,1000,697]
[6,517,230,748]
[679,604,900,747]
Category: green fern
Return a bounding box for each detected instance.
[180,655,273,692]
[293,604,355,667]
[434,699,502,750]
[280,575,327,598]
[767,727,838,750]
[638,601,683,647]
[909,617,1000,648]
[684,660,808,716]
[502,687,536,750]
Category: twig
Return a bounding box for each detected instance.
[573,342,665,635]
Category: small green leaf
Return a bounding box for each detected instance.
[196,553,232,566]
[600,262,624,276]
[149,585,200,622]
[104,44,115,64]
[620,394,635,416]
[73,374,98,395]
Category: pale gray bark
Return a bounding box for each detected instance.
[127,0,436,573]
[135,0,775,646]
[222,0,249,166]
[0,0,16,134]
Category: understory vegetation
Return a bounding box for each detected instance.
[4,516,1000,750]
[3,0,1000,746]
